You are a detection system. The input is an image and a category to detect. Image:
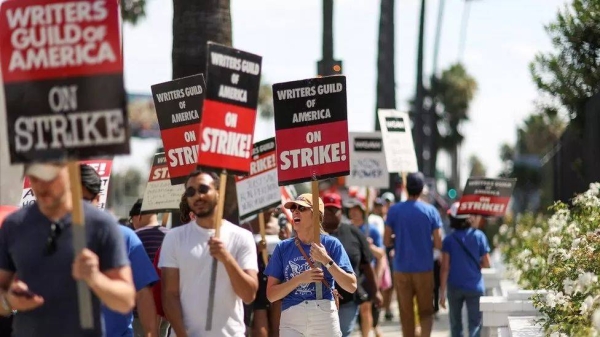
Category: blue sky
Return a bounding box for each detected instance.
[122,0,570,179]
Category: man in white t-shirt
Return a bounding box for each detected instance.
[159,169,259,337]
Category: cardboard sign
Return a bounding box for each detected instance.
[377,109,418,173]
[273,76,349,186]
[21,159,113,209]
[197,43,262,175]
[151,74,206,185]
[235,138,280,220]
[458,178,516,217]
[141,152,184,213]
[346,132,389,188]
[1,0,129,164]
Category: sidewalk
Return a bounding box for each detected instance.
[351,302,451,337]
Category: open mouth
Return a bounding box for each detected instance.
[293,217,301,224]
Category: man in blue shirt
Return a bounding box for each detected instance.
[81,164,160,337]
[384,172,443,337]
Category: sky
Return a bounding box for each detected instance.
[120,0,570,180]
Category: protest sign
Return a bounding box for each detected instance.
[377,109,418,173]
[197,43,262,175]
[1,0,129,164]
[141,152,184,213]
[151,74,206,185]
[273,76,350,186]
[236,138,280,220]
[21,159,113,209]
[458,178,516,217]
[347,132,389,188]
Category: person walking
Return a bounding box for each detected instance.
[384,172,443,337]
[0,162,135,336]
[439,202,491,337]
[159,169,259,337]
[265,194,357,337]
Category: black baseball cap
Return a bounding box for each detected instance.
[80,164,101,196]
[129,199,143,217]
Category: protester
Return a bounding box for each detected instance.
[127,199,170,337]
[368,198,385,237]
[0,162,135,336]
[80,164,160,337]
[322,193,381,337]
[440,202,491,337]
[384,172,443,337]
[379,193,396,322]
[344,198,385,337]
[240,208,282,337]
[159,169,259,337]
[265,194,357,337]
[0,205,17,337]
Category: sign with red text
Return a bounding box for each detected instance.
[151,74,206,185]
[347,132,389,188]
[273,76,349,186]
[21,159,113,209]
[235,138,280,220]
[377,109,418,173]
[457,178,516,217]
[197,43,262,175]
[1,0,129,164]
[141,152,183,213]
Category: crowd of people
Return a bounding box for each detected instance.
[0,163,491,337]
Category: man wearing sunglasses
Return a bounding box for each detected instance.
[80,164,161,337]
[0,162,135,337]
[159,168,258,337]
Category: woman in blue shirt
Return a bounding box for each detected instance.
[439,202,491,337]
[265,194,357,337]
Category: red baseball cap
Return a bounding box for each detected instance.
[322,192,342,209]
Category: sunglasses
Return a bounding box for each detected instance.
[289,204,310,212]
[45,222,63,256]
[185,184,211,198]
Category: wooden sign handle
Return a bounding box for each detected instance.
[161,213,170,226]
[67,162,94,329]
[311,180,320,243]
[214,170,228,239]
[365,188,371,223]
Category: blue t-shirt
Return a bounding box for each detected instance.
[264,234,353,312]
[358,224,383,248]
[102,226,159,337]
[386,200,442,273]
[442,228,490,294]
[0,202,129,337]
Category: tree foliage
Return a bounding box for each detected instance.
[468,155,487,177]
[530,0,600,128]
[120,0,147,25]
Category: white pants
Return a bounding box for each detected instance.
[280,300,342,337]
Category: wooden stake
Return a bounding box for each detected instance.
[365,188,371,219]
[402,172,407,199]
[206,169,228,331]
[311,179,323,300]
[67,162,94,329]
[161,213,170,226]
[258,212,268,266]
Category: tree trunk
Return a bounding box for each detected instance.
[414,0,427,174]
[375,0,396,131]
[171,0,239,224]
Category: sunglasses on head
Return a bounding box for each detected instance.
[45,222,63,256]
[185,184,211,198]
[289,204,310,212]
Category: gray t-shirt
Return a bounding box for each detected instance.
[0,202,129,337]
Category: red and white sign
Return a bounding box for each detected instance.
[141,152,184,213]
[457,178,516,217]
[273,76,350,186]
[235,138,280,220]
[197,43,262,175]
[21,159,113,209]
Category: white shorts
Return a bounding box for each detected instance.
[279,299,341,337]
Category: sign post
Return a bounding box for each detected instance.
[273,75,350,300]
[1,0,128,330]
[197,42,262,331]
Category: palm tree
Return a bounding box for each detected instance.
[433,63,477,189]
[375,0,396,131]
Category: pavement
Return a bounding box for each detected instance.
[350,301,451,337]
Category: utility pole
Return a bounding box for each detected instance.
[317,0,342,77]
[375,0,396,131]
